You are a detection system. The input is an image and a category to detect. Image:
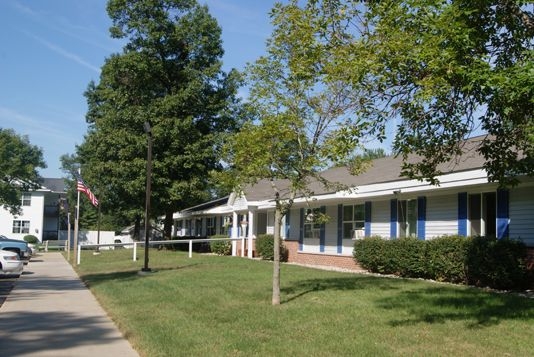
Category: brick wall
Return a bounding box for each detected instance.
[236,238,256,257]
[284,240,364,271]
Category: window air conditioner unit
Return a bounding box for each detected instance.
[352,229,364,240]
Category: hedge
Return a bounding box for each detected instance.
[465,235,530,290]
[353,235,531,290]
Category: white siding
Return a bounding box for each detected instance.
[302,238,320,252]
[509,186,534,246]
[371,200,390,238]
[324,205,338,254]
[266,211,275,235]
[0,192,45,241]
[425,194,458,239]
[341,238,354,255]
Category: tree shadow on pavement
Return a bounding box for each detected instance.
[0,310,129,355]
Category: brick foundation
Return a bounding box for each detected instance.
[284,240,364,271]
[236,238,256,257]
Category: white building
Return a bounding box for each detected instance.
[173,136,534,270]
[0,178,66,242]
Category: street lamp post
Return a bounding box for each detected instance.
[142,121,153,272]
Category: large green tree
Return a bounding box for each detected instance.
[222,2,371,305]
[225,0,533,305]
[324,0,534,185]
[0,128,46,214]
[78,0,242,237]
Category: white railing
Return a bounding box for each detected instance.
[44,240,68,252]
[76,237,247,265]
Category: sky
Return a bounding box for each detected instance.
[0,0,277,178]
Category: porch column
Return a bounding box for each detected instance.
[231,211,238,256]
[248,210,254,258]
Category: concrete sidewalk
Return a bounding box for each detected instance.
[0,252,139,357]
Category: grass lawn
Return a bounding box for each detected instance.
[73,249,534,357]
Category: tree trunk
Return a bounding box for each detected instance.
[272,205,282,305]
[164,210,174,239]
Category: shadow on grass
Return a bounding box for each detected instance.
[376,285,534,328]
[81,263,201,286]
[281,275,534,328]
[281,275,404,303]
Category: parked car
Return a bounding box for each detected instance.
[0,250,24,276]
[0,235,32,263]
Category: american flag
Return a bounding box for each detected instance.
[75,174,99,207]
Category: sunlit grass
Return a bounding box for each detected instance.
[73,249,534,357]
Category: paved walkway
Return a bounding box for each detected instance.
[0,252,139,357]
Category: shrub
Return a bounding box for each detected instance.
[425,235,468,284]
[255,234,288,262]
[353,236,390,273]
[23,235,39,244]
[209,235,232,255]
[465,236,530,290]
[393,237,427,278]
[354,234,530,290]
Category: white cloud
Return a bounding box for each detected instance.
[0,106,65,139]
[26,32,101,73]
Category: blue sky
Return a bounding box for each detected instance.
[0,0,276,178]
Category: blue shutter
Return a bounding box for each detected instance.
[364,201,372,237]
[299,208,304,251]
[458,192,468,236]
[417,196,426,240]
[285,209,291,240]
[337,204,343,254]
[319,206,326,252]
[497,189,509,239]
[390,199,397,239]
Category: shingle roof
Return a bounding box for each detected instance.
[40,178,67,193]
[243,135,487,201]
[181,196,230,212]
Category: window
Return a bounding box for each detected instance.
[206,217,216,236]
[469,192,496,237]
[304,208,321,239]
[185,220,191,235]
[12,220,30,234]
[195,219,202,236]
[343,204,365,239]
[21,193,31,206]
[221,216,232,235]
[175,220,183,236]
[398,200,417,238]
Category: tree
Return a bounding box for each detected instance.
[0,128,46,214]
[222,2,372,305]
[321,0,534,185]
[77,0,243,237]
[336,148,389,173]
